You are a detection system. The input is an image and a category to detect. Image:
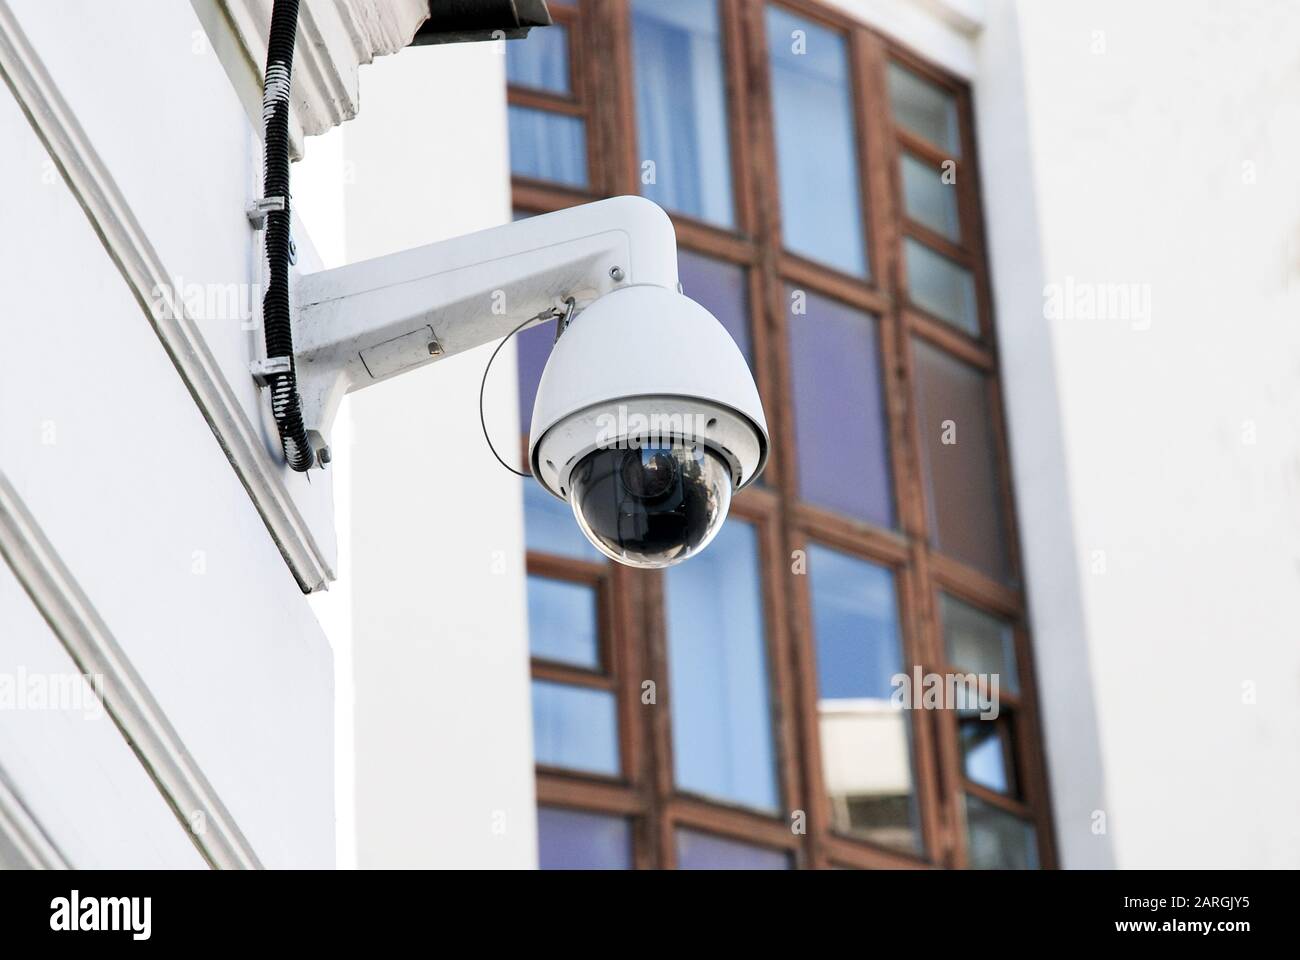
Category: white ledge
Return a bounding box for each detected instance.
[217,0,428,156]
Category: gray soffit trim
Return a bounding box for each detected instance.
[0,1,332,592]
[0,472,263,869]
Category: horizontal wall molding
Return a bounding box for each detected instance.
[0,0,332,592]
[0,472,262,870]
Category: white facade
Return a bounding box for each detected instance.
[2,0,1297,870]
[0,0,375,868]
[984,0,1300,869]
[315,42,538,869]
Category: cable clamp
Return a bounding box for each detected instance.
[250,355,292,386]
[246,196,286,227]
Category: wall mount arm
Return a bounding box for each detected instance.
[288,196,680,463]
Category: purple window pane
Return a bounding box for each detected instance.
[675,829,791,870]
[516,321,554,434]
[788,289,894,526]
[538,807,632,870]
[678,251,752,368]
[912,338,1010,582]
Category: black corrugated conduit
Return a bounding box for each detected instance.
[260,0,313,471]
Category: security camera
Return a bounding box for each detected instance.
[280,196,768,568]
[530,284,766,567]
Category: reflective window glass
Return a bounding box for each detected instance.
[676,829,791,869]
[901,152,960,241]
[767,8,867,276]
[888,62,960,155]
[507,23,570,95]
[527,575,598,668]
[665,521,777,810]
[531,680,619,775]
[788,290,893,526]
[631,0,734,226]
[807,544,921,853]
[508,105,587,187]
[538,807,631,869]
[912,340,1011,582]
[964,795,1037,869]
[905,238,978,334]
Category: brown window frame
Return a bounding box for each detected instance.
[517,0,1057,870]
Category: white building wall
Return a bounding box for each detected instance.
[1,0,336,866]
[328,42,537,868]
[0,564,206,869]
[999,0,1300,869]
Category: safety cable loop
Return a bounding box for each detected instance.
[480,299,576,479]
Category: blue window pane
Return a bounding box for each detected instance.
[788,289,893,526]
[538,807,631,870]
[675,829,790,870]
[766,8,867,276]
[965,795,1038,869]
[808,546,902,702]
[506,23,570,95]
[531,680,620,775]
[960,718,1010,794]
[888,62,960,156]
[508,105,587,187]
[905,238,978,334]
[527,575,598,668]
[901,152,960,241]
[664,521,778,811]
[524,481,606,561]
[678,250,751,368]
[631,0,734,227]
[807,545,921,853]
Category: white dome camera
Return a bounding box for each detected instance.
[287,196,767,569]
[529,285,767,568]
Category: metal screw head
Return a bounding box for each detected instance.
[317,445,332,467]
[609,266,625,282]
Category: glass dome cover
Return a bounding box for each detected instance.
[568,441,733,568]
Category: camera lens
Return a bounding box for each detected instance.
[569,442,733,568]
[619,447,678,499]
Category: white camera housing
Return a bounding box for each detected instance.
[529,285,767,505]
[285,195,768,568]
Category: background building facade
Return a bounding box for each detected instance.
[332,0,1300,870]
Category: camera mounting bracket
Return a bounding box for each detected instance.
[286,196,680,461]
